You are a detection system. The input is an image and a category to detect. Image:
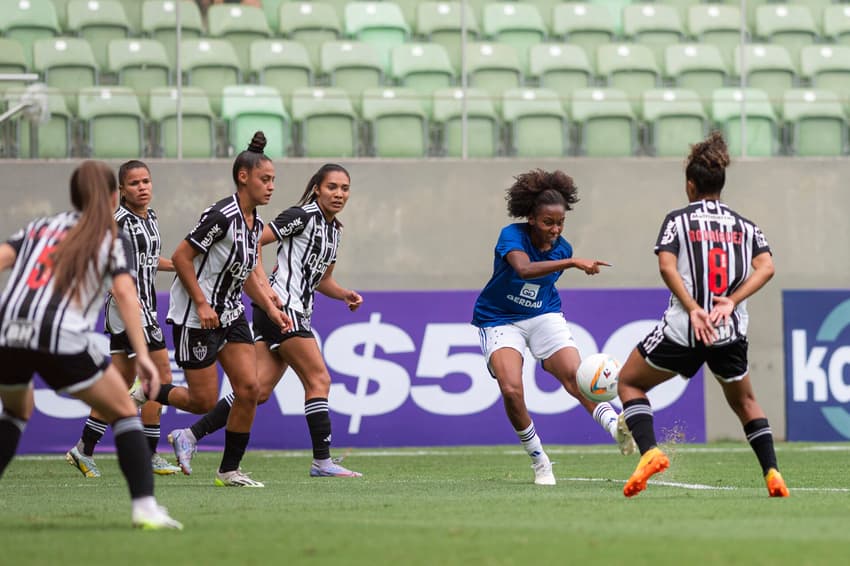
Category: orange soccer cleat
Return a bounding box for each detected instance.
[623,447,670,497]
[765,468,790,497]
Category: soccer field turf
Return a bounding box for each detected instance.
[2,443,849,565]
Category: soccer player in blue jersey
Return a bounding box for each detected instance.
[472,169,636,486]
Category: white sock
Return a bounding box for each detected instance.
[313,457,333,467]
[132,496,158,515]
[516,422,546,463]
[593,403,619,440]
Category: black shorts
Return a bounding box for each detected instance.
[252,305,313,350]
[109,322,167,356]
[637,328,749,381]
[0,346,110,394]
[172,313,254,370]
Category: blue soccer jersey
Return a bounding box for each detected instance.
[472,223,573,327]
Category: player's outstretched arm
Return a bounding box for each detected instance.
[317,264,362,311]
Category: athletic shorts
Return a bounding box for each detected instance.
[0,340,110,394]
[172,313,253,370]
[637,325,749,382]
[108,322,167,356]
[252,304,313,350]
[477,312,577,376]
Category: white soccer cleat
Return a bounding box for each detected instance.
[532,457,556,486]
[214,469,265,487]
[616,413,638,456]
[132,505,184,531]
[129,378,147,408]
[151,453,182,475]
[167,429,196,475]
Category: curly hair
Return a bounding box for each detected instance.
[505,169,579,218]
[686,131,730,196]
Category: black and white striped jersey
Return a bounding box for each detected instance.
[268,202,341,316]
[654,199,771,346]
[0,211,133,353]
[104,205,161,334]
[167,194,263,328]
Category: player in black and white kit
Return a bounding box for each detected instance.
[66,160,181,478]
[618,132,789,498]
[172,163,364,478]
[0,160,181,529]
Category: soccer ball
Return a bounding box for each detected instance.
[577,353,621,402]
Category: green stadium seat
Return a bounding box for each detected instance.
[623,4,684,65]
[390,43,454,113]
[781,88,846,156]
[520,0,567,26]
[431,87,499,157]
[345,2,410,73]
[688,5,748,69]
[221,85,291,158]
[755,4,817,71]
[207,4,271,73]
[711,87,778,156]
[108,39,171,113]
[393,0,420,28]
[49,0,68,29]
[141,1,204,66]
[0,0,60,68]
[148,86,215,158]
[0,39,29,99]
[529,43,593,110]
[6,85,72,158]
[552,3,616,68]
[320,40,383,109]
[654,0,701,21]
[800,45,850,112]
[279,2,342,69]
[642,88,707,156]
[77,86,144,158]
[597,43,660,112]
[416,2,480,71]
[788,0,832,23]
[262,0,284,31]
[572,87,638,156]
[719,0,770,28]
[311,0,352,22]
[114,0,142,33]
[733,44,796,110]
[465,0,497,24]
[464,42,523,108]
[66,0,131,71]
[361,87,428,157]
[290,86,358,157]
[664,44,727,109]
[823,5,850,46]
[33,37,98,114]
[589,0,633,36]
[180,38,242,116]
[250,39,313,111]
[502,87,568,157]
[482,2,546,75]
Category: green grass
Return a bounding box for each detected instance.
[2,443,849,565]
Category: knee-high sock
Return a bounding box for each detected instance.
[0,411,27,478]
[515,421,545,461]
[744,418,778,475]
[219,430,250,473]
[113,416,153,499]
[592,402,619,438]
[622,398,657,455]
[80,417,108,456]
[190,393,234,441]
[153,383,176,406]
[305,398,332,460]
[143,424,160,455]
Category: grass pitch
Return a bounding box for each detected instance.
[2,443,849,565]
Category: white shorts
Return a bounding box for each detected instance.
[477,312,577,373]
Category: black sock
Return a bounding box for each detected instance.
[143,424,160,455]
[622,398,657,455]
[0,411,27,478]
[113,417,153,499]
[744,418,777,475]
[305,398,331,460]
[154,383,175,406]
[81,417,108,456]
[190,394,233,441]
[219,430,250,473]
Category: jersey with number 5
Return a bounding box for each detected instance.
[654,199,771,347]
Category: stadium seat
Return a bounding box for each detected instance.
[529,43,593,110]
[49,0,69,29]
[755,4,817,71]
[654,0,701,21]
[250,40,313,111]
[345,2,410,73]
[502,87,568,157]
[313,0,352,22]
[290,87,358,157]
[733,44,796,111]
[589,0,633,36]
[463,42,523,108]
[482,3,547,75]
[416,2,480,71]
[664,44,727,109]
[66,0,131,72]
[711,87,778,156]
[431,87,499,157]
[0,39,29,99]
[688,5,748,69]
[32,37,98,114]
[719,0,770,28]
[141,1,204,66]
[6,86,72,158]
[390,43,454,113]
[393,0,420,28]
[221,85,291,158]
[596,43,661,112]
[207,4,271,73]
[642,88,707,157]
[781,89,846,156]
[552,3,616,68]
[279,2,342,69]
[148,86,216,158]
[520,0,566,25]
[571,87,638,156]
[108,39,171,113]
[0,0,60,68]
[788,0,833,23]
[180,39,242,115]
[823,5,850,46]
[361,87,428,157]
[623,4,685,65]
[800,45,850,112]
[262,0,284,30]
[320,40,383,109]
[77,86,144,158]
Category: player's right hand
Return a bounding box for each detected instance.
[690,308,717,345]
[197,302,219,329]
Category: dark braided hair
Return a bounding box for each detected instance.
[505,169,579,219]
[231,131,271,185]
[297,163,350,206]
[686,131,730,196]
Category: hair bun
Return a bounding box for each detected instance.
[247,131,267,154]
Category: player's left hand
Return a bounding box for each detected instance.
[709,296,735,326]
[691,307,718,345]
[573,259,612,275]
[344,290,363,312]
[268,307,293,333]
